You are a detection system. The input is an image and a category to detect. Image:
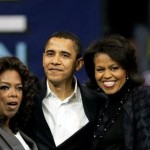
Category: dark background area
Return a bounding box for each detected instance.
[0,0,103,83]
[0,0,150,83]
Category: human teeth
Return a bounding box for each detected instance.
[103,81,115,87]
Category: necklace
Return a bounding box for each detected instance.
[93,88,130,139]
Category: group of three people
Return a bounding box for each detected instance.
[0,31,149,150]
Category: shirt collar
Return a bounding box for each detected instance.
[45,76,81,100]
[46,80,51,98]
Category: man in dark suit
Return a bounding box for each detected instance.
[29,31,106,150]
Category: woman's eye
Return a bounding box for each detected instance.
[17,86,23,91]
[0,85,9,91]
[96,68,104,72]
[111,67,119,71]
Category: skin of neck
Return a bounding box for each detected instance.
[48,78,75,100]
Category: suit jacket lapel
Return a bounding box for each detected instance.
[19,131,38,150]
[36,78,56,145]
[0,127,25,150]
[79,84,101,123]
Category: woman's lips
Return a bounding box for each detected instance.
[7,102,18,110]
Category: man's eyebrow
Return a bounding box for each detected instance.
[61,51,71,55]
[45,49,54,52]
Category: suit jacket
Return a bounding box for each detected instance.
[29,79,106,150]
[0,127,38,150]
[123,85,150,150]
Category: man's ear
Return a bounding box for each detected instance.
[76,57,84,71]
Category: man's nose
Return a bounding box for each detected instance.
[51,55,60,64]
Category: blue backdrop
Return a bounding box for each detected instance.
[0,0,103,83]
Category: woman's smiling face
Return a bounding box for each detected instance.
[94,53,127,95]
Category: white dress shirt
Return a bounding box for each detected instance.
[42,77,89,146]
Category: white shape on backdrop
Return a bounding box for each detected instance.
[0,15,27,32]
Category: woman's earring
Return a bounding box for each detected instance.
[126,76,129,80]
